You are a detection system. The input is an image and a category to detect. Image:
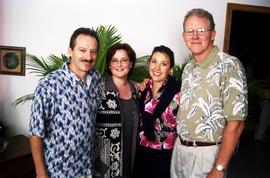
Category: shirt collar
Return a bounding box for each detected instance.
[105,75,136,94]
[62,62,93,87]
[193,46,219,68]
[147,77,168,97]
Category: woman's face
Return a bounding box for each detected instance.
[109,49,132,79]
[148,52,171,84]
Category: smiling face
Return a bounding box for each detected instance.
[109,49,132,80]
[183,15,216,62]
[68,34,98,80]
[148,52,171,85]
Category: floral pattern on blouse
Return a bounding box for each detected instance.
[138,79,180,150]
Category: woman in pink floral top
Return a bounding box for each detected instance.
[133,45,180,178]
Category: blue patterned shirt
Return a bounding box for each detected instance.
[29,62,101,178]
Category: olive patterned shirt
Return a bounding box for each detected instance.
[177,46,248,143]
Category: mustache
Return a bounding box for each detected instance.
[81,59,94,64]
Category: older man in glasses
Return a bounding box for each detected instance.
[171,8,248,178]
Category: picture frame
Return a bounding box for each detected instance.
[0,45,26,76]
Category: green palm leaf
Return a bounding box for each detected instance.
[12,25,122,106]
[94,25,122,75]
[11,94,34,107]
[172,53,192,82]
[26,54,68,80]
[129,55,150,82]
[12,25,191,107]
[26,54,51,77]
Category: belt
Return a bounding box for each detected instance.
[179,136,221,147]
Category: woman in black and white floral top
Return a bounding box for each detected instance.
[93,43,140,178]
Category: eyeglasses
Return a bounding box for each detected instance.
[110,58,130,66]
[184,28,212,36]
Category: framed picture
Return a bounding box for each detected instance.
[0,45,26,76]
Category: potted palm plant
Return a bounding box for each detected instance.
[12,25,190,106]
[12,25,121,106]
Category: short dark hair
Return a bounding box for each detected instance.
[106,43,136,76]
[183,8,215,31]
[149,45,175,69]
[69,27,99,50]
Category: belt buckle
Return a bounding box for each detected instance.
[192,140,197,147]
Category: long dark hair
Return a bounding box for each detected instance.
[149,45,175,69]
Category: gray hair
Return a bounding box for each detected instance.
[183,8,215,31]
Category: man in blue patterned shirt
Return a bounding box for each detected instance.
[29,27,101,178]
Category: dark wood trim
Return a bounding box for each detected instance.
[223,3,270,53]
[0,135,35,178]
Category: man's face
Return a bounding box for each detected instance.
[68,34,98,77]
[183,15,216,62]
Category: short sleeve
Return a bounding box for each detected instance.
[29,81,55,138]
[222,58,248,121]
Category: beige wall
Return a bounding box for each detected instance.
[0,0,270,136]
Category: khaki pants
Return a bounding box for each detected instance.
[170,137,223,178]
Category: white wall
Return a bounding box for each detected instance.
[1,0,270,136]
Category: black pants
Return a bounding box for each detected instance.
[132,145,172,178]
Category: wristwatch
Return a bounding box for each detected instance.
[215,163,225,172]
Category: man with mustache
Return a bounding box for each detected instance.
[29,27,101,178]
